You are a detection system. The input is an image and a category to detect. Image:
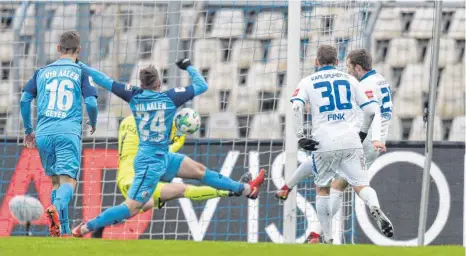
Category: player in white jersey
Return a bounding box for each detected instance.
[275,45,394,243]
[320,48,394,240]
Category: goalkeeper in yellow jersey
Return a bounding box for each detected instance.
[117,115,240,211]
[93,115,248,237]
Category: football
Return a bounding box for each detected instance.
[9,195,44,223]
[174,108,201,134]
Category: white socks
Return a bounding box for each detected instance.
[286,160,315,188]
[316,195,332,242]
[358,187,381,209]
[329,188,343,217]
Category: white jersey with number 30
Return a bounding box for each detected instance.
[291,66,378,152]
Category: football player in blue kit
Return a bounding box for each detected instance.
[72,59,265,237]
[19,31,98,237]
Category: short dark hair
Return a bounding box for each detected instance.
[59,30,80,54]
[317,45,338,66]
[139,65,160,89]
[347,49,372,71]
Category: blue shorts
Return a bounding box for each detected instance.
[128,152,185,203]
[36,134,82,179]
[161,152,185,182]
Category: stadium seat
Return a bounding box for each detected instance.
[408,115,444,141]
[90,4,118,37]
[393,64,428,118]
[449,9,465,39]
[230,39,264,68]
[193,39,222,69]
[208,62,238,91]
[267,39,287,63]
[372,63,394,88]
[386,114,403,141]
[333,8,366,39]
[206,112,239,139]
[87,110,119,138]
[409,8,435,38]
[228,84,260,115]
[0,32,13,62]
[128,5,166,38]
[246,63,279,93]
[180,6,198,39]
[249,112,282,139]
[51,5,77,32]
[423,38,458,68]
[20,5,36,36]
[436,64,465,119]
[385,38,419,67]
[151,38,169,69]
[301,8,340,38]
[373,8,403,39]
[193,92,220,115]
[277,89,289,116]
[210,9,245,38]
[107,32,139,64]
[250,11,285,39]
[448,116,465,142]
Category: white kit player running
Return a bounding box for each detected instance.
[275,45,394,243]
[327,48,394,238]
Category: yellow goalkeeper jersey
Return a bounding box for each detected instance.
[117,115,186,180]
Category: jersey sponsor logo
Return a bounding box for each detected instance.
[141,190,149,200]
[292,88,299,97]
[365,90,374,99]
[174,87,186,92]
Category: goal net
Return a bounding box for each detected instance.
[0,0,369,243]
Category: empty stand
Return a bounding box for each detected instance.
[230,39,264,68]
[193,39,222,69]
[408,115,444,141]
[210,9,245,38]
[393,64,429,118]
[409,8,434,38]
[448,116,465,141]
[436,64,465,119]
[249,112,282,139]
[250,11,285,39]
[206,112,239,139]
[385,38,419,67]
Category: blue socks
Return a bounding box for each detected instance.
[53,183,73,235]
[87,204,131,231]
[201,169,244,194]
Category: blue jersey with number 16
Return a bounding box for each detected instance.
[22,58,98,137]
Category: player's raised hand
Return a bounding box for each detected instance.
[175,58,192,70]
[24,132,35,148]
[87,121,96,135]
[298,138,319,151]
[372,140,386,152]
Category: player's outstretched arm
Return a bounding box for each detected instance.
[176,58,208,96]
[78,62,114,91]
[78,62,139,103]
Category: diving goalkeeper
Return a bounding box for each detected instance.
[92,115,245,238]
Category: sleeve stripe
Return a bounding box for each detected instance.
[290,98,305,104]
[360,100,377,109]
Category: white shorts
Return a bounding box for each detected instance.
[312,149,368,187]
[362,139,380,169]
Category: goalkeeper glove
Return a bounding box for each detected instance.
[298,138,319,151]
[176,58,192,70]
[359,132,368,143]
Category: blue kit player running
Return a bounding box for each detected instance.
[19,31,98,237]
[72,59,265,237]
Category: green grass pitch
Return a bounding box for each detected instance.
[0,237,463,256]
